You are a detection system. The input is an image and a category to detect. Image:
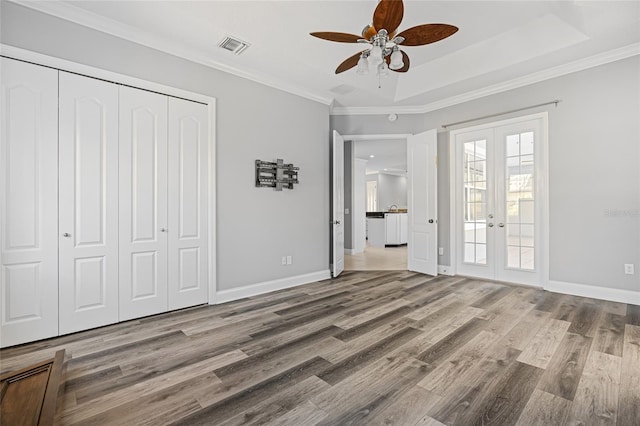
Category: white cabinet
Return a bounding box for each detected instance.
[385,213,408,245]
[1,58,59,347]
[1,58,210,347]
[58,72,120,334]
[385,214,399,245]
[367,218,386,247]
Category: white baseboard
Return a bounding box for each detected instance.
[438,265,455,276]
[546,280,640,305]
[215,270,331,304]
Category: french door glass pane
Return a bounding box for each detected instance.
[463,140,487,265]
[505,131,535,270]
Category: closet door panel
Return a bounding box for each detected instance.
[119,87,168,321]
[0,58,58,347]
[168,98,208,309]
[58,72,119,334]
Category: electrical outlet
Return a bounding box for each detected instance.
[438,247,444,256]
[287,255,292,265]
[345,208,350,215]
[624,264,635,275]
[281,256,287,265]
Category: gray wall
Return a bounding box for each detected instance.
[2,2,331,291]
[333,56,640,293]
[376,174,408,211]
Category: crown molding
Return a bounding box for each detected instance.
[12,1,638,114]
[330,42,640,116]
[12,0,334,106]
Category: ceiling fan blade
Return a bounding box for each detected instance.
[336,51,365,74]
[386,50,410,73]
[397,24,458,46]
[310,32,362,43]
[372,0,404,34]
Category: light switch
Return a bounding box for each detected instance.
[345,208,350,214]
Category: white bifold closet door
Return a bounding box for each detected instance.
[119,88,208,320]
[167,98,209,310]
[58,72,119,334]
[119,86,169,321]
[0,58,59,347]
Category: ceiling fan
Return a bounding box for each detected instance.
[310,0,458,75]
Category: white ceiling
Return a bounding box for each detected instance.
[20,0,640,114]
[354,139,407,175]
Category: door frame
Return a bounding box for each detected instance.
[1,44,219,305]
[341,133,413,270]
[448,112,549,286]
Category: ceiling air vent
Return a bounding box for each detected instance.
[218,36,250,55]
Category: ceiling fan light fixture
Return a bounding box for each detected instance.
[356,53,369,75]
[368,44,383,66]
[311,0,458,81]
[389,48,404,70]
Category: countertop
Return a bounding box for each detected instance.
[366,211,408,218]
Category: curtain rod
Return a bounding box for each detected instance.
[441,100,560,129]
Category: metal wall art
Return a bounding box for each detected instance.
[255,159,299,191]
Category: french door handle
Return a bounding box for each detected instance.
[498,223,505,228]
[428,219,434,224]
[333,220,341,225]
[62,232,71,238]
[487,223,494,228]
[160,228,167,232]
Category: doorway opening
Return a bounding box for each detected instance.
[345,136,408,271]
[333,131,438,276]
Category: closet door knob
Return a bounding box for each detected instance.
[160,228,167,232]
[63,233,71,238]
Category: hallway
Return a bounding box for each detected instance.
[344,243,407,271]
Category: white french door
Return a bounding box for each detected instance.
[453,114,547,286]
[119,86,169,321]
[58,72,119,333]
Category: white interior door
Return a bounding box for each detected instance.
[407,129,438,276]
[332,130,345,277]
[58,72,119,334]
[167,98,208,309]
[119,86,168,321]
[0,58,59,347]
[454,115,546,286]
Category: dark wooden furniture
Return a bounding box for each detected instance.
[1,349,67,425]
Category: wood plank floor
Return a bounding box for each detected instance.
[1,271,639,425]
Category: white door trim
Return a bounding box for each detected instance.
[1,44,218,305]
[449,112,549,286]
